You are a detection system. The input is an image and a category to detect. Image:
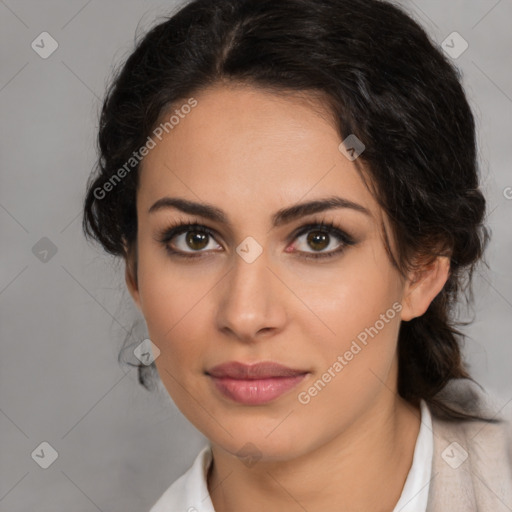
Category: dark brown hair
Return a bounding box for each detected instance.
[83,0,495,421]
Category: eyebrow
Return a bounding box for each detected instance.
[148,195,371,227]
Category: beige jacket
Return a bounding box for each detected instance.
[426,378,512,511]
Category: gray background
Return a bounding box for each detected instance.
[1,1,511,511]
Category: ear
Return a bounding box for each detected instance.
[125,262,142,311]
[123,239,142,311]
[400,256,450,321]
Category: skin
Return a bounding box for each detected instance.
[125,82,450,512]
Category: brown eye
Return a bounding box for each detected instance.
[185,230,210,251]
[306,230,330,252]
[291,221,356,260]
[157,222,222,258]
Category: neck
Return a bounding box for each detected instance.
[207,392,421,512]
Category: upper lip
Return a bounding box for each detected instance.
[206,361,308,379]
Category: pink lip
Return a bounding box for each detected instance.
[206,361,309,405]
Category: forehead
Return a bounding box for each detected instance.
[137,83,380,223]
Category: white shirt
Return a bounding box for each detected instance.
[149,400,433,512]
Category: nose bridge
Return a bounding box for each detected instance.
[216,244,284,340]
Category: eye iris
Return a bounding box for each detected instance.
[186,231,209,250]
[307,230,329,251]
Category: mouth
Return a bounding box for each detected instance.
[206,361,309,405]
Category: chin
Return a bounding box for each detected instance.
[209,421,310,463]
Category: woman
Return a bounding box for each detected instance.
[82,0,512,510]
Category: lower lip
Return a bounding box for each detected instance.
[209,375,307,405]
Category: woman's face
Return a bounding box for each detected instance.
[128,83,414,460]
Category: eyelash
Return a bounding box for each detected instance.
[155,219,356,261]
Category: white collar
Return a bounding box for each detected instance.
[150,400,433,512]
[391,399,433,512]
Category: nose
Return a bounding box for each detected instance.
[215,248,287,344]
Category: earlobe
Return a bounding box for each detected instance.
[400,256,450,321]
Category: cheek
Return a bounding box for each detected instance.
[292,281,402,443]
[139,274,205,363]
[294,247,403,395]
[139,271,210,414]
[297,246,402,342]
[135,248,196,358]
